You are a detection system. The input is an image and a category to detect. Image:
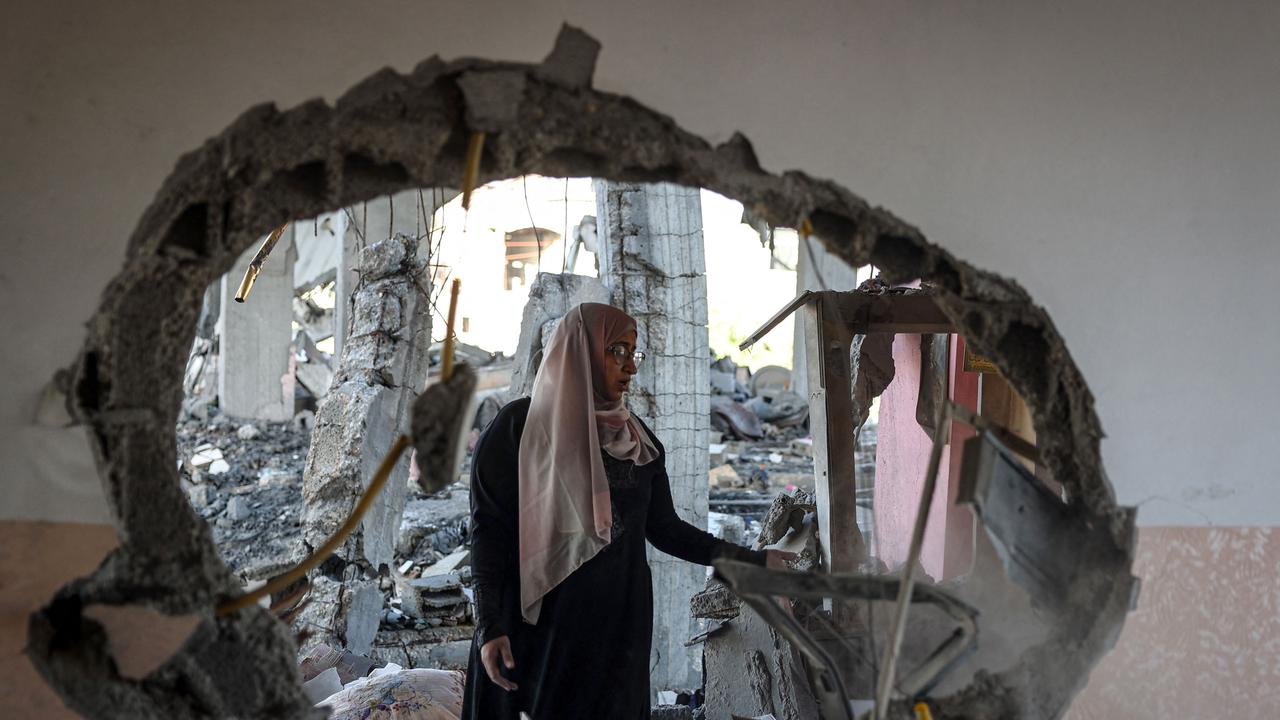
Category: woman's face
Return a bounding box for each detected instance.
[598,329,639,402]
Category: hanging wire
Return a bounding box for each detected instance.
[415,188,423,242]
[563,176,570,271]
[802,230,830,290]
[342,207,366,245]
[523,175,544,270]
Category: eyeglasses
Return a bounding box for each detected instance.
[607,343,646,366]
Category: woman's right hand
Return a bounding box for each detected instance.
[480,636,518,691]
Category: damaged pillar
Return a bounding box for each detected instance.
[595,180,710,694]
[217,228,297,421]
[336,189,450,360]
[297,226,435,654]
[803,297,867,574]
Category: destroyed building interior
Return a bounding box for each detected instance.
[3,4,1278,720]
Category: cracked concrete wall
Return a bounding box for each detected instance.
[10,23,1143,720]
[595,180,710,694]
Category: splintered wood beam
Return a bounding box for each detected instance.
[804,294,866,574]
[738,290,815,351]
[738,289,952,353]
[831,290,953,334]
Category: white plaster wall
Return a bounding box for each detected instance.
[2,0,1277,525]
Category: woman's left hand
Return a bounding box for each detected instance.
[765,549,797,570]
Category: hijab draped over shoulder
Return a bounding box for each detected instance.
[516,302,658,624]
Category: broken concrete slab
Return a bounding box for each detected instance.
[701,601,820,720]
[422,548,470,577]
[508,272,610,398]
[536,23,602,89]
[709,464,742,488]
[295,360,333,399]
[368,634,474,671]
[394,571,469,620]
[711,396,764,441]
[297,575,383,657]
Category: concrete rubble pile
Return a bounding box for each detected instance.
[175,408,312,578]
[704,354,877,544]
[295,232,435,656]
[694,490,824,720]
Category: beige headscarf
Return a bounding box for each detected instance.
[517,303,659,624]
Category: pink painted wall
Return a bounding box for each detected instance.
[873,334,976,581]
[1066,526,1280,718]
[0,521,119,718]
[941,336,979,580]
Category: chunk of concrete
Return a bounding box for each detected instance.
[509,273,610,398]
[395,572,468,619]
[226,496,251,522]
[709,464,742,488]
[422,548,470,577]
[701,604,819,720]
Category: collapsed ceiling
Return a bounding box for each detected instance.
[27,25,1136,719]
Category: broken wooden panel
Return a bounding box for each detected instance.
[804,295,865,574]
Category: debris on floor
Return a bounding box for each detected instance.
[176,407,310,578]
[181,331,872,707]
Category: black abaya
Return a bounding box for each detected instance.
[461,398,765,720]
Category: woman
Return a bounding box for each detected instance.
[461,303,788,719]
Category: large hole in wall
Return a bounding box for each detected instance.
[29,26,1137,720]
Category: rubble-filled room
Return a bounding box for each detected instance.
[5,6,1279,720]
[172,158,1121,719]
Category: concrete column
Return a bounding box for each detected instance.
[338,189,456,359]
[595,180,709,694]
[217,229,297,421]
[297,188,457,655]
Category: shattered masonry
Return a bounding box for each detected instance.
[297,232,433,656]
[38,25,1135,720]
